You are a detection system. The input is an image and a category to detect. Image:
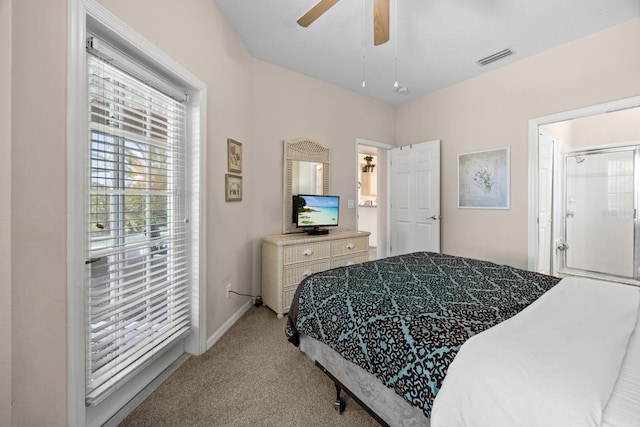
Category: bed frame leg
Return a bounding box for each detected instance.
[334,384,346,414]
[315,361,389,426]
[315,361,390,426]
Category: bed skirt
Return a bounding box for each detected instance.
[300,334,430,427]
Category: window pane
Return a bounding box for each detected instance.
[86,52,189,406]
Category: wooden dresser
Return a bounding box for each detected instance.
[262,230,370,317]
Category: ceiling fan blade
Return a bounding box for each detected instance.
[373,0,390,45]
[297,0,340,27]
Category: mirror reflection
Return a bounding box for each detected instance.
[293,161,324,195]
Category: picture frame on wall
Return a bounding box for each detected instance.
[458,147,510,209]
[225,174,242,202]
[227,138,242,173]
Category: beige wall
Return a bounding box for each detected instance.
[1,0,12,425]
[542,106,640,150]
[5,1,639,424]
[396,18,640,269]
[10,0,68,425]
[250,59,395,231]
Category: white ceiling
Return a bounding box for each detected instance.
[212,0,640,105]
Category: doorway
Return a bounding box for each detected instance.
[528,96,640,284]
[356,139,393,260]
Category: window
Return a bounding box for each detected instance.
[85,43,190,406]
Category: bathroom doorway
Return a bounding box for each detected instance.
[356,138,393,260]
[529,96,640,284]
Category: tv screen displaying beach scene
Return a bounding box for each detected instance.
[295,195,339,228]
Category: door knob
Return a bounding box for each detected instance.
[556,239,569,251]
[428,215,441,220]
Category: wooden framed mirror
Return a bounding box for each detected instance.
[283,137,330,234]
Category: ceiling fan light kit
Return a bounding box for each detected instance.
[298,0,402,93]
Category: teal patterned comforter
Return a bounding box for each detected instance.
[286,252,560,418]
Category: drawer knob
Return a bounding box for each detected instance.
[302,248,313,256]
[302,270,312,278]
[346,243,354,250]
[346,261,354,266]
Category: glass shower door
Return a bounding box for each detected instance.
[562,147,637,279]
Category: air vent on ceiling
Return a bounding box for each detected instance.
[477,48,514,66]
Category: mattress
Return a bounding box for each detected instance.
[431,277,640,426]
[299,334,429,426]
[299,280,640,427]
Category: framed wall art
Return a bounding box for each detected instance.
[458,147,510,209]
[227,138,242,173]
[225,173,242,202]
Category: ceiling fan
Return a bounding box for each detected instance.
[297,0,390,46]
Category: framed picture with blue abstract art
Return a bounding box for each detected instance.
[458,147,510,209]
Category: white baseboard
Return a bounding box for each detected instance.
[206,299,253,350]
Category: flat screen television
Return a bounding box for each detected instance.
[294,194,339,235]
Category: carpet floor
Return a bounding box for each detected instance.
[119,305,380,426]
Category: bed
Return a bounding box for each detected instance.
[286,252,640,426]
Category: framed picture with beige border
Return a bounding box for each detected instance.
[227,138,243,173]
[225,174,242,202]
[458,147,510,209]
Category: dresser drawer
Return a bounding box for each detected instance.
[283,284,299,313]
[283,260,331,286]
[331,236,368,257]
[262,230,370,317]
[331,253,369,269]
[283,241,331,265]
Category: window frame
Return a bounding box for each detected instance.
[67,1,207,425]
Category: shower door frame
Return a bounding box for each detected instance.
[556,144,640,283]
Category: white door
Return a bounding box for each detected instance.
[537,132,554,274]
[390,140,441,256]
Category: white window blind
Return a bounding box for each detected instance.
[85,45,190,406]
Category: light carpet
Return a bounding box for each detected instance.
[119,305,380,426]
